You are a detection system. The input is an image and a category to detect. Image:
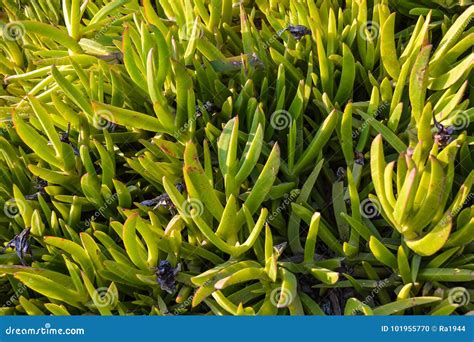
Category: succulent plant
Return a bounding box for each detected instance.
[0,0,472,316]
[370,133,473,256]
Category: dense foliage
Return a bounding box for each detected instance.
[0,0,473,316]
